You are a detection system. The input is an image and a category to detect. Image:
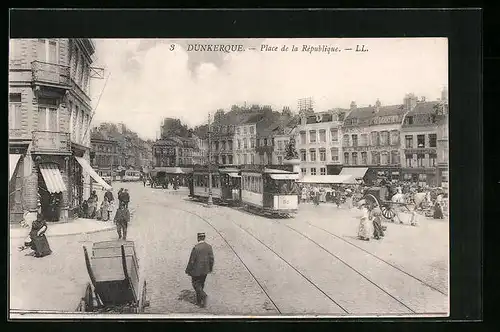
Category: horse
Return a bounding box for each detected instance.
[391,193,406,204]
[413,191,432,210]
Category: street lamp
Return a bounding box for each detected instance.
[207,113,213,206]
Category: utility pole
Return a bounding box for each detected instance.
[207,113,213,206]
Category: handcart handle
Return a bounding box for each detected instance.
[83,246,97,289]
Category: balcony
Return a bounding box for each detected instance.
[32,131,71,155]
[404,147,437,155]
[32,61,71,89]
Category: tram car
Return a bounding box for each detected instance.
[188,165,241,205]
[240,165,300,217]
[122,170,142,182]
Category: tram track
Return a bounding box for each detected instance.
[163,203,349,315]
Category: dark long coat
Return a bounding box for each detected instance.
[185,242,214,277]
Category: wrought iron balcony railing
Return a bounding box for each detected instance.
[32,131,71,155]
[32,61,71,88]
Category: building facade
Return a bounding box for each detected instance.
[9,38,98,222]
[436,97,449,188]
[91,132,118,182]
[234,114,261,165]
[400,99,443,186]
[152,136,200,167]
[295,110,345,177]
[209,117,235,166]
[342,98,411,183]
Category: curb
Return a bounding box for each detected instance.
[10,224,116,239]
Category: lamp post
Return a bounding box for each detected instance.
[207,113,213,206]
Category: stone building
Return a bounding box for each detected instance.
[341,98,411,183]
[9,38,108,222]
[295,109,346,177]
[90,131,119,182]
[436,88,449,188]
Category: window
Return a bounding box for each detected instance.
[381,152,389,165]
[9,93,22,130]
[251,154,255,164]
[360,134,368,146]
[228,155,233,164]
[310,149,316,162]
[405,116,414,125]
[343,134,350,147]
[243,127,248,135]
[319,148,326,161]
[352,152,358,165]
[319,129,326,142]
[243,154,248,164]
[405,135,414,148]
[344,152,349,165]
[301,168,307,175]
[264,138,268,146]
[372,151,380,165]
[320,167,326,175]
[311,168,317,175]
[236,127,241,135]
[300,131,306,144]
[37,97,58,131]
[37,39,58,63]
[391,151,400,165]
[417,135,425,148]
[300,149,306,162]
[250,126,255,134]
[277,140,284,150]
[429,153,437,167]
[361,152,367,165]
[9,39,22,61]
[237,139,241,150]
[429,134,437,148]
[371,132,380,146]
[222,155,226,164]
[277,156,283,164]
[417,153,425,167]
[352,134,358,147]
[330,128,338,141]
[390,130,400,145]
[251,139,255,148]
[380,131,389,146]
[309,130,317,143]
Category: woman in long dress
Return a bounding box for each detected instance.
[357,200,371,241]
[371,205,384,240]
[100,197,110,221]
[24,204,52,257]
[433,201,444,219]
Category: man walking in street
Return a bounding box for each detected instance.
[185,232,214,308]
[114,202,130,240]
[121,189,130,209]
[104,188,115,220]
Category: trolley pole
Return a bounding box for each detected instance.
[207,113,213,206]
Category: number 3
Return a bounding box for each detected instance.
[170,44,175,51]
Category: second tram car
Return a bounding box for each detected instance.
[240,166,300,217]
[189,166,241,205]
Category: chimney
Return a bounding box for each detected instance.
[350,101,357,110]
[404,93,418,112]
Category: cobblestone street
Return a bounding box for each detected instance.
[10,182,449,316]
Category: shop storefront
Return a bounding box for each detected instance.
[401,167,438,187]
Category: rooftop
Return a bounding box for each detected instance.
[406,101,442,116]
[345,104,406,121]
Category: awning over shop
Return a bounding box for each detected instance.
[9,154,22,181]
[269,173,300,180]
[39,163,67,193]
[75,156,112,190]
[339,167,368,179]
[228,173,241,178]
[297,175,354,184]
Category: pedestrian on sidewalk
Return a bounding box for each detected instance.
[104,188,114,220]
[21,202,52,258]
[371,205,384,240]
[114,202,130,240]
[122,189,130,209]
[357,199,371,241]
[185,232,214,308]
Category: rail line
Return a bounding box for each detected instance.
[164,204,349,314]
[298,220,448,297]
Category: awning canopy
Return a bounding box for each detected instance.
[152,166,184,174]
[297,175,354,184]
[339,167,368,179]
[75,156,112,190]
[270,173,300,180]
[9,154,22,181]
[228,172,241,178]
[39,163,67,193]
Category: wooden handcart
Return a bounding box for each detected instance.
[77,240,149,313]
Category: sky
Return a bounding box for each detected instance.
[89,38,448,140]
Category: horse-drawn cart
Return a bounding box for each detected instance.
[363,187,411,221]
[77,240,149,313]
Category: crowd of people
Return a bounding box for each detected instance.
[80,188,130,221]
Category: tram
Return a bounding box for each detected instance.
[188,165,241,205]
[240,165,300,217]
[122,170,141,182]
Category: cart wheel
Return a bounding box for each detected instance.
[141,280,150,309]
[382,206,396,220]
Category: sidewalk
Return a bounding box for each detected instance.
[9,218,116,239]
